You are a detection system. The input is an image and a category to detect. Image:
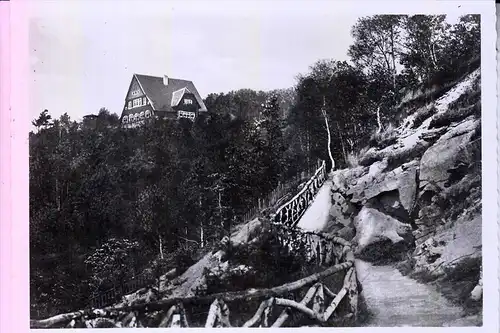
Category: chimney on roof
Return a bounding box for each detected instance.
[163,75,169,86]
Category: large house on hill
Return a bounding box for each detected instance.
[120,74,208,128]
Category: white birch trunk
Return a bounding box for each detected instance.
[200,223,204,248]
[159,234,164,260]
[321,97,335,171]
[390,26,397,91]
[376,106,382,134]
[430,43,438,69]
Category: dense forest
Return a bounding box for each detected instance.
[30,15,480,318]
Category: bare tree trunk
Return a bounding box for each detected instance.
[376,106,382,134]
[390,26,397,91]
[333,118,347,165]
[55,178,60,211]
[200,223,204,248]
[430,43,438,69]
[199,195,204,248]
[159,234,164,260]
[322,97,335,171]
[306,133,311,166]
[218,190,222,231]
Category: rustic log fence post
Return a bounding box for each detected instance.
[313,284,325,316]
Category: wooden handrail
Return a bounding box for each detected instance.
[275,160,326,216]
[31,159,358,329]
[30,256,354,328]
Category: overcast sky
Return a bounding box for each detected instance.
[29,0,467,122]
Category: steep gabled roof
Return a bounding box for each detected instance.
[133,74,208,112]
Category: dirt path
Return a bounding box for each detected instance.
[295,180,480,327]
[355,259,481,327]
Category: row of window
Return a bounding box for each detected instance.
[122,110,152,123]
[127,97,148,109]
[122,110,196,125]
[178,111,196,121]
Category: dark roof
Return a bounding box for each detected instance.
[134,74,208,112]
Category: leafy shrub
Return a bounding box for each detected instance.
[346,152,360,169]
[84,238,143,295]
[369,123,398,149]
[201,225,314,295]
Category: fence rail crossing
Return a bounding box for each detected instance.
[30,160,360,329]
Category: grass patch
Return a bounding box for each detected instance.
[346,146,369,168]
[412,105,437,129]
[368,124,398,149]
[430,102,480,129]
[429,71,480,129]
[397,57,480,114]
[359,139,429,169]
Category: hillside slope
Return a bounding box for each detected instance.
[327,66,482,320]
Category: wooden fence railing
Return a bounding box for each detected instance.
[83,161,325,313]
[30,159,359,329]
[272,160,327,226]
[31,227,357,329]
[88,273,152,310]
[88,267,176,310]
[241,160,325,223]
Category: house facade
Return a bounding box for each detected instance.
[120,74,208,128]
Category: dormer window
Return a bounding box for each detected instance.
[128,101,132,109]
[184,99,193,105]
[143,97,147,105]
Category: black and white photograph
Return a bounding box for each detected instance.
[26,0,495,329]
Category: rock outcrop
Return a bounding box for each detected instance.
[326,67,482,309]
[419,117,480,191]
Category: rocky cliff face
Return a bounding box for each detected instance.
[327,68,482,312]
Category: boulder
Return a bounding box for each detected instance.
[347,160,419,213]
[331,166,366,193]
[328,192,353,226]
[336,226,355,241]
[230,218,263,246]
[419,118,479,190]
[352,207,413,260]
[470,269,483,301]
[412,214,481,281]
